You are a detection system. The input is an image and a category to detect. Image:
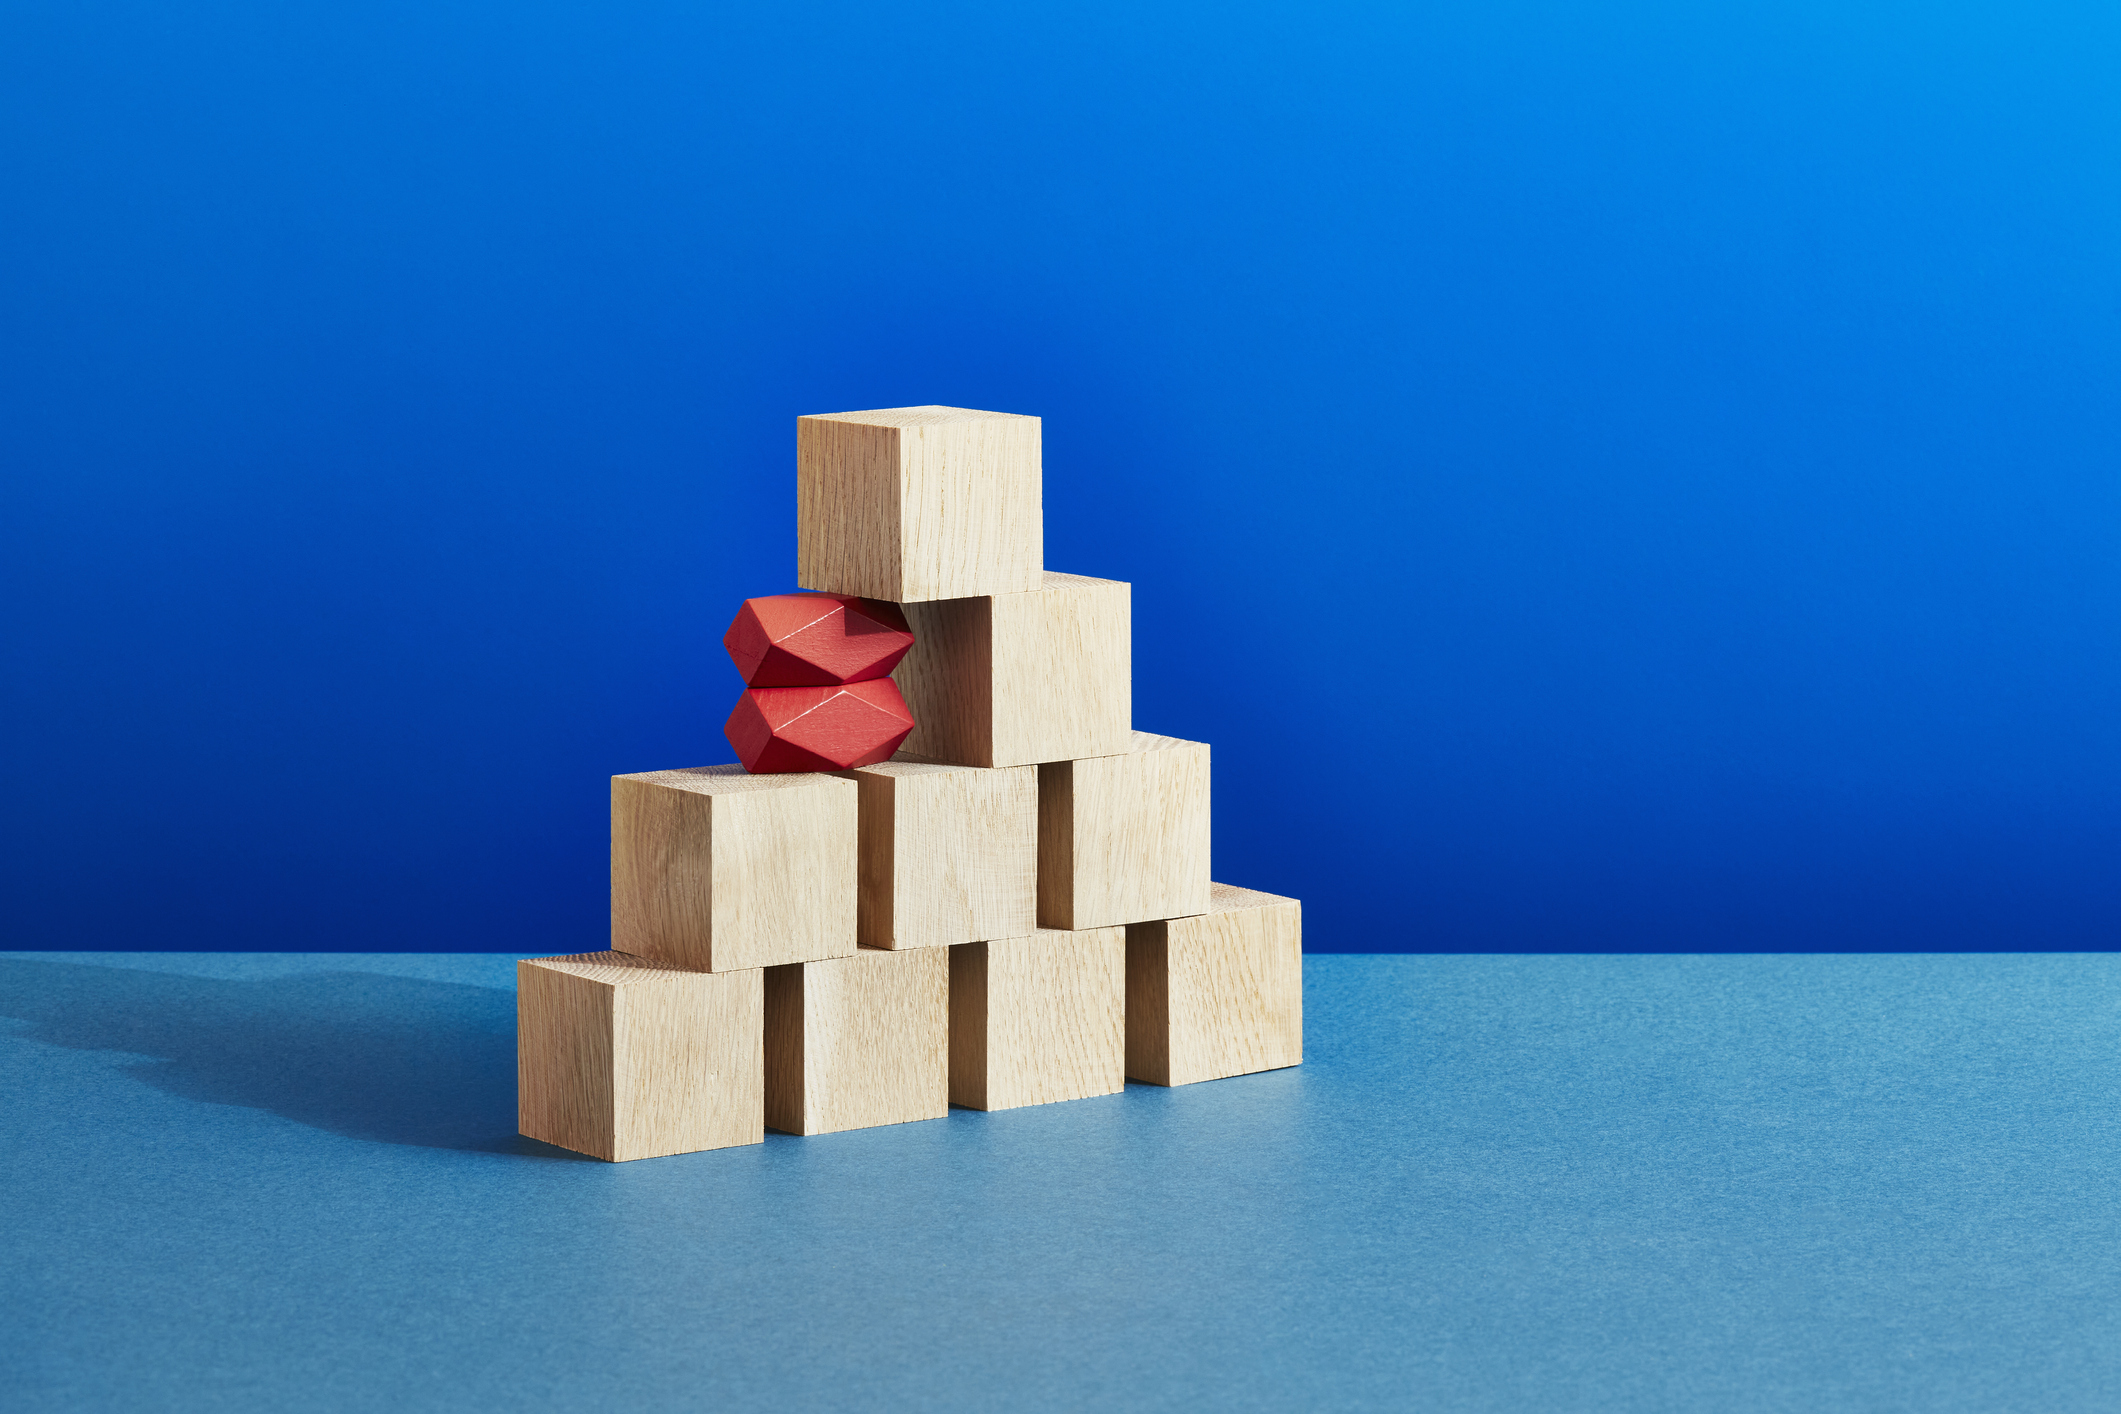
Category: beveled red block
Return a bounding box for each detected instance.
[726,679,917,773]
[723,594,914,687]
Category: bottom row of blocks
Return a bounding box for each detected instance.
[519,883,1302,1161]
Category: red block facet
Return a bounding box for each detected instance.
[725,679,917,773]
[723,594,914,687]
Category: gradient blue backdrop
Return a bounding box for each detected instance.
[4,1,2117,954]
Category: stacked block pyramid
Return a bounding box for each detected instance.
[518,406,1303,1161]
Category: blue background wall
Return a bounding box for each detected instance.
[4,1,2117,954]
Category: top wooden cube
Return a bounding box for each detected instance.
[797,406,1042,603]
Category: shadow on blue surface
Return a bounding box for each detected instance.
[0,958,587,1158]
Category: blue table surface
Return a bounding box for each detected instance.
[3,951,2116,1412]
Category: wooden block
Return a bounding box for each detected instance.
[840,760,1036,950]
[1125,883,1303,1087]
[893,571,1132,768]
[517,951,763,1161]
[797,406,1041,603]
[763,947,949,1135]
[949,926,1125,1111]
[612,766,857,972]
[1038,731,1211,930]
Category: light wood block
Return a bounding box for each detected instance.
[518,951,763,1162]
[950,926,1125,1111]
[797,405,1042,603]
[764,947,949,1136]
[840,760,1036,950]
[1038,731,1211,930]
[1125,883,1303,1087]
[611,766,857,972]
[893,571,1132,769]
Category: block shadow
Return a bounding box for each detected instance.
[0,958,587,1157]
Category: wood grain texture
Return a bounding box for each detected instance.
[611,766,857,972]
[1125,883,1302,1087]
[518,951,764,1161]
[1037,731,1211,930]
[763,946,949,1136]
[797,406,1042,603]
[949,926,1125,1111]
[893,571,1132,768]
[840,759,1036,949]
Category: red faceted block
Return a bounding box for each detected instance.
[723,594,914,687]
[725,678,916,773]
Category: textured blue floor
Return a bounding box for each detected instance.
[2,951,2116,1412]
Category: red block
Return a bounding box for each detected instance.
[723,594,914,687]
[725,679,917,773]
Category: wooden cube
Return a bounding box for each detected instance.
[893,571,1132,769]
[840,760,1036,950]
[517,952,763,1162]
[764,947,949,1136]
[611,766,857,972]
[1125,883,1303,1086]
[1037,731,1210,930]
[949,926,1125,1111]
[797,406,1042,603]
